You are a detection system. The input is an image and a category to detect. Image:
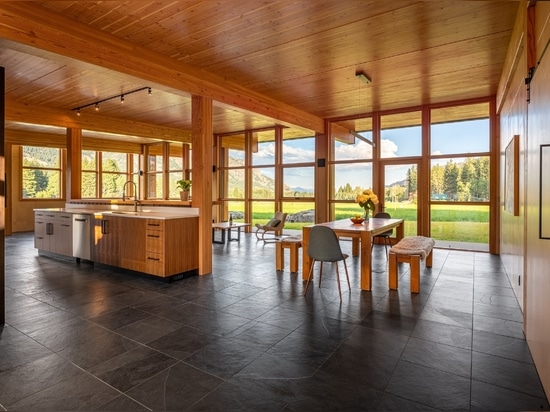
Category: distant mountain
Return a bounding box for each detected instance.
[386,179,407,188]
[290,186,313,193]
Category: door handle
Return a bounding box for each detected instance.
[101,220,109,234]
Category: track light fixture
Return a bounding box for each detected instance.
[72,86,151,115]
[356,70,372,84]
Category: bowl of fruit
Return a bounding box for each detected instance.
[350,215,365,224]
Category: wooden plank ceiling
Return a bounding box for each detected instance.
[0,1,519,145]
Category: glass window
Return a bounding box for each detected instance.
[252,167,275,199]
[252,130,275,166]
[82,150,97,198]
[334,135,373,161]
[380,111,422,158]
[282,136,315,164]
[250,201,274,228]
[147,173,163,199]
[283,201,315,232]
[431,102,490,155]
[282,167,314,198]
[331,117,374,217]
[333,163,373,200]
[431,204,489,246]
[146,144,164,199]
[431,157,489,202]
[222,134,245,167]
[21,146,62,199]
[168,143,184,199]
[101,152,129,198]
[226,169,245,199]
[431,119,489,155]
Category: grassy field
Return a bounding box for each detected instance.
[228,201,489,244]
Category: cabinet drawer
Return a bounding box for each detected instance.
[145,219,164,231]
[145,252,164,276]
[145,230,164,254]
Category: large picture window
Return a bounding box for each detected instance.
[81,150,133,199]
[22,146,62,199]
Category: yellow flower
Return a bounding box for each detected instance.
[355,188,379,212]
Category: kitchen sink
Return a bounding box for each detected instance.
[110,211,138,215]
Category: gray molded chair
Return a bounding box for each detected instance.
[304,225,351,300]
[372,212,393,256]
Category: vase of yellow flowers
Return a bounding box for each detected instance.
[355,188,379,221]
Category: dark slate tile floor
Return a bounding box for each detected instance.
[0,232,549,411]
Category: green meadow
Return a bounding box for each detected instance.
[229,201,489,244]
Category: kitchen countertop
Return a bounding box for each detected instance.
[34,208,199,220]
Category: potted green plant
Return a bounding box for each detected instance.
[176,179,192,201]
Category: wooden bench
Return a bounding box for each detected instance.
[275,235,302,273]
[388,236,435,293]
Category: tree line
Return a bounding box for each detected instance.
[334,157,489,203]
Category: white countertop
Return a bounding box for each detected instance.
[34,206,199,220]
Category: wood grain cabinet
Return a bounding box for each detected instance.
[120,217,146,272]
[34,211,73,256]
[145,217,199,277]
[92,214,121,266]
[91,214,199,278]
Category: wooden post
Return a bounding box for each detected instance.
[0,66,5,324]
[192,95,213,275]
[66,128,82,200]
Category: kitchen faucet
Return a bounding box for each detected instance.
[122,181,139,212]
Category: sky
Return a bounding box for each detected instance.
[229,118,490,191]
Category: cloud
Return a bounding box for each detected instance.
[334,141,373,160]
[380,139,398,158]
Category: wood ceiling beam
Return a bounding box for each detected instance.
[5,99,191,143]
[0,2,326,134]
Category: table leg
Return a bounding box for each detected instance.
[396,221,404,241]
[289,243,299,272]
[360,231,373,290]
[212,228,225,244]
[276,242,284,270]
[228,226,241,242]
[302,227,311,281]
[351,238,359,257]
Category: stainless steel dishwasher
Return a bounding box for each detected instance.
[72,213,92,260]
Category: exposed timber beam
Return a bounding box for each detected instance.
[0,2,326,134]
[5,100,191,143]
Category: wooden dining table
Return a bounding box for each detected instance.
[302,218,405,291]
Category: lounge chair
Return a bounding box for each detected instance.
[255,211,287,242]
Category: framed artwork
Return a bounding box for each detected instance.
[540,145,550,239]
[504,135,519,216]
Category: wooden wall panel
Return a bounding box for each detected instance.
[499,46,527,311]
[525,47,550,399]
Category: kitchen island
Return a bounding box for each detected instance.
[34,205,199,280]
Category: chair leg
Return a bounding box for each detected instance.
[318,262,324,287]
[335,263,342,301]
[304,259,316,296]
[343,260,351,291]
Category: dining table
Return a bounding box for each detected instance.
[302,217,405,291]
